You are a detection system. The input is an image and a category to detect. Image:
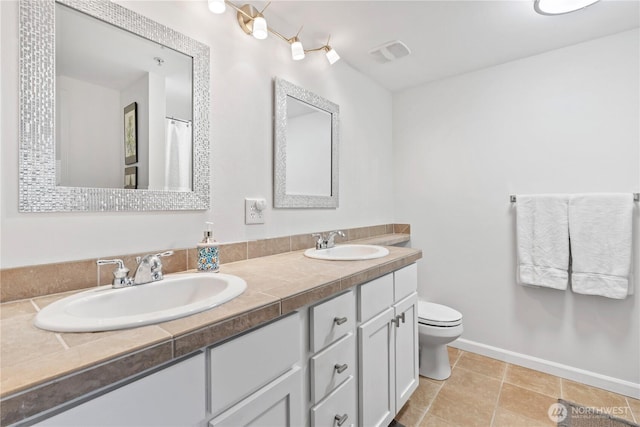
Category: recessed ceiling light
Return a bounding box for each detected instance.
[534,0,601,15]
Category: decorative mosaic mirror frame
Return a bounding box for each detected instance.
[274,77,340,209]
[19,0,210,212]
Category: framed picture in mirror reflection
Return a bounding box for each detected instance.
[124,102,138,165]
[124,166,138,189]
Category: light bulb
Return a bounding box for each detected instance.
[534,0,600,15]
[325,47,340,65]
[208,0,226,14]
[252,16,268,40]
[291,39,305,61]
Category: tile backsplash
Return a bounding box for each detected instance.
[0,224,410,303]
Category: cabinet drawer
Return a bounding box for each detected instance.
[310,332,356,404]
[310,290,355,353]
[358,274,394,323]
[310,376,356,427]
[209,313,301,416]
[394,263,417,302]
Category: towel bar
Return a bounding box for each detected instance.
[510,193,640,203]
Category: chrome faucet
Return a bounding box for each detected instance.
[133,251,173,285]
[97,251,173,288]
[311,230,345,250]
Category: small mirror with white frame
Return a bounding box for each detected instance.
[274,78,339,208]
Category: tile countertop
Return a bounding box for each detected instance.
[0,234,421,425]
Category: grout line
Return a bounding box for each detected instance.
[29,298,40,312]
[55,333,70,350]
[416,378,445,426]
[489,362,508,427]
[625,397,637,423]
[415,348,458,426]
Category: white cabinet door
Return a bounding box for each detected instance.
[209,312,300,416]
[357,307,395,427]
[209,367,303,427]
[36,353,206,427]
[393,292,419,411]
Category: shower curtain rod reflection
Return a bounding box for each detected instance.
[166,116,191,125]
[509,193,640,203]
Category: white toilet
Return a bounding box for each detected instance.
[417,301,463,380]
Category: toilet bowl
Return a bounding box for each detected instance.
[418,301,463,380]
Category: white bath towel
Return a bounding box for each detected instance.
[516,194,570,290]
[568,193,633,299]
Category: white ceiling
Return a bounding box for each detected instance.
[56,3,192,96]
[262,0,640,92]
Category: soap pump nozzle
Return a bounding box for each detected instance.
[202,221,215,243]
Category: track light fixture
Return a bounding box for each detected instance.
[208,0,226,14]
[305,36,340,65]
[210,1,340,65]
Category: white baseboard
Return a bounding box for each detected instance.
[450,338,640,399]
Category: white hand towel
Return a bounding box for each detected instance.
[516,194,570,290]
[569,193,633,299]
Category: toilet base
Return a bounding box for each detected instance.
[419,344,452,380]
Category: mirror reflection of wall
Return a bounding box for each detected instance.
[285,97,332,197]
[54,2,193,190]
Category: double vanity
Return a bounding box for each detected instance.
[5,1,423,425]
[1,234,422,426]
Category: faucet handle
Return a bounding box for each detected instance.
[97,259,132,288]
[150,250,173,280]
[136,250,174,264]
[311,233,326,249]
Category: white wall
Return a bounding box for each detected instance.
[147,72,167,191]
[0,0,394,268]
[393,29,640,388]
[56,76,121,188]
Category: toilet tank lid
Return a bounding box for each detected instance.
[418,301,462,323]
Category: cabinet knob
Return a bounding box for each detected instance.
[334,413,348,426]
[334,316,348,326]
[334,363,348,374]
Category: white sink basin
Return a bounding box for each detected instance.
[34,273,247,333]
[304,244,389,261]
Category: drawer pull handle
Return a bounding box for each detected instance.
[334,413,348,426]
[399,312,406,324]
[334,363,348,374]
[334,316,348,325]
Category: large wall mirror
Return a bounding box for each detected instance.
[274,78,339,208]
[19,0,210,212]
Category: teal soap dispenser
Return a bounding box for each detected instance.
[197,222,219,272]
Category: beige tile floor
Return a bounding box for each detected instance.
[396,347,640,427]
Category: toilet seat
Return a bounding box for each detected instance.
[418,301,462,327]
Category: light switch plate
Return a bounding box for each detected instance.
[245,198,266,225]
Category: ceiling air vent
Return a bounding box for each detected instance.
[368,40,411,63]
